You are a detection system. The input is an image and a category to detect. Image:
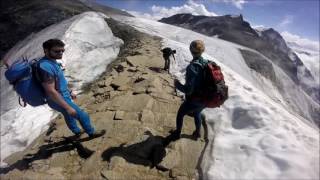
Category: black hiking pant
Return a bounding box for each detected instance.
[176,100,205,135]
[163,57,170,71]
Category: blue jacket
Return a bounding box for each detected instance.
[176,56,208,97]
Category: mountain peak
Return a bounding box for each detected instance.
[159,13,254,37]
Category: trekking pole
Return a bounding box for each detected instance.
[172,54,178,96]
[172,54,176,62]
[172,75,179,97]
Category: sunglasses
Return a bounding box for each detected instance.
[51,49,65,54]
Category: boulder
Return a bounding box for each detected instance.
[140,109,155,124]
[114,111,125,120]
[110,76,131,90]
[158,149,180,170]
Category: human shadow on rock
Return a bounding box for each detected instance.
[0,135,94,174]
[148,67,164,73]
[101,131,178,170]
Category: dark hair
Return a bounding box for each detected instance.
[43,39,65,50]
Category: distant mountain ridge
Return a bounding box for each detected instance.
[159,13,319,104]
[0,0,132,60]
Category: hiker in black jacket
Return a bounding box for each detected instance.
[161,47,176,72]
[171,40,207,140]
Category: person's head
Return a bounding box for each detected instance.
[189,40,205,58]
[43,39,65,60]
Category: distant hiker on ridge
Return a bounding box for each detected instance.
[38,39,105,139]
[171,40,207,140]
[161,47,176,72]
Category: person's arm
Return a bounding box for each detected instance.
[171,53,176,61]
[42,81,77,116]
[38,64,76,116]
[4,62,9,68]
[70,90,77,99]
[174,64,201,95]
[2,52,13,68]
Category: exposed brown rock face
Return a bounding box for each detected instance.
[1,18,207,180]
[0,0,133,60]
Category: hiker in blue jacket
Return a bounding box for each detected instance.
[39,39,105,139]
[171,40,208,140]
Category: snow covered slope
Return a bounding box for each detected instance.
[159,14,319,105]
[113,15,319,179]
[1,11,318,179]
[282,32,320,86]
[0,12,123,165]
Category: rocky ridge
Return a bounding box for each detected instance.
[0,0,132,60]
[0,18,207,180]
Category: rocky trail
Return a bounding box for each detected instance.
[1,18,207,180]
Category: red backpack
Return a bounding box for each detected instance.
[196,61,229,108]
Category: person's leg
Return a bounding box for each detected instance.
[192,106,205,138]
[194,108,203,132]
[175,101,189,135]
[164,58,169,70]
[175,101,201,135]
[64,98,95,135]
[47,100,82,135]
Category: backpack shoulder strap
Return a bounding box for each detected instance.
[191,59,207,84]
[36,58,60,91]
[33,60,43,82]
[192,58,207,68]
[192,61,204,68]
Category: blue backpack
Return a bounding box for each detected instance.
[5,58,47,107]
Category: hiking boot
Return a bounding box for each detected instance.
[192,130,201,140]
[68,130,85,141]
[89,129,106,139]
[169,130,181,141]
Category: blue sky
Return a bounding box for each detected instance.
[96,0,319,43]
